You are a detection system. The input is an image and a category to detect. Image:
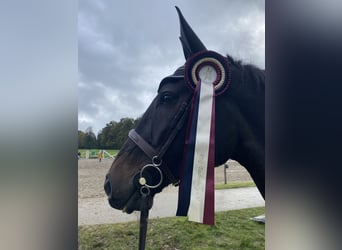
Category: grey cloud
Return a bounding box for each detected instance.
[78,0,265,134]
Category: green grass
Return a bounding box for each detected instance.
[78,207,265,250]
[215,182,256,190]
[78,149,119,158]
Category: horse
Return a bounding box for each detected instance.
[104,7,264,216]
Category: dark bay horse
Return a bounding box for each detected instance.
[105,7,264,215]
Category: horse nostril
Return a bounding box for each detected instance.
[104,175,112,197]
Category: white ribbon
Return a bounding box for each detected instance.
[188,66,216,223]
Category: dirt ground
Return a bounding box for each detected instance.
[78,159,260,225]
[78,159,253,201]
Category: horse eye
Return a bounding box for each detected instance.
[160,92,175,104]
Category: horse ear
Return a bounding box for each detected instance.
[175,6,207,60]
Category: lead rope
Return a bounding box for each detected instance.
[136,161,164,250]
[138,185,150,250]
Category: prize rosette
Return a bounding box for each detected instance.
[176,50,231,225]
[184,50,231,96]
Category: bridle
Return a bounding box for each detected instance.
[128,94,192,250]
[128,94,193,189]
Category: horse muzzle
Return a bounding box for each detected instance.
[104,170,158,213]
[104,173,134,211]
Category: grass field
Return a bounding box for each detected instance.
[78,207,265,250]
[215,182,255,190]
[78,149,119,159]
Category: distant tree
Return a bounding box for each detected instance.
[134,116,141,127]
[97,121,118,149]
[82,116,142,150]
[81,127,97,149]
[78,130,86,148]
[97,129,106,149]
[116,117,135,147]
[97,117,140,149]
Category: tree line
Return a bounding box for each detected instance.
[78,117,141,149]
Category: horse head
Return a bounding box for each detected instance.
[104,7,265,214]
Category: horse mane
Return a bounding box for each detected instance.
[226,54,265,94]
[226,54,265,144]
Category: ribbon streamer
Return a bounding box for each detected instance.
[176,83,200,216]
[177,68,216,225]
[188,78,215,225]
[176,51,230,225]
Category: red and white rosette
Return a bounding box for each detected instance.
[184,50,231,96]
[176,50,231,225]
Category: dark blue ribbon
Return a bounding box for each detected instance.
[176,82,201,216]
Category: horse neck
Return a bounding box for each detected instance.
[232,63,265,147]
[232,64,265,197]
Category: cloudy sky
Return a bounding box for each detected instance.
[78,0,265,134]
